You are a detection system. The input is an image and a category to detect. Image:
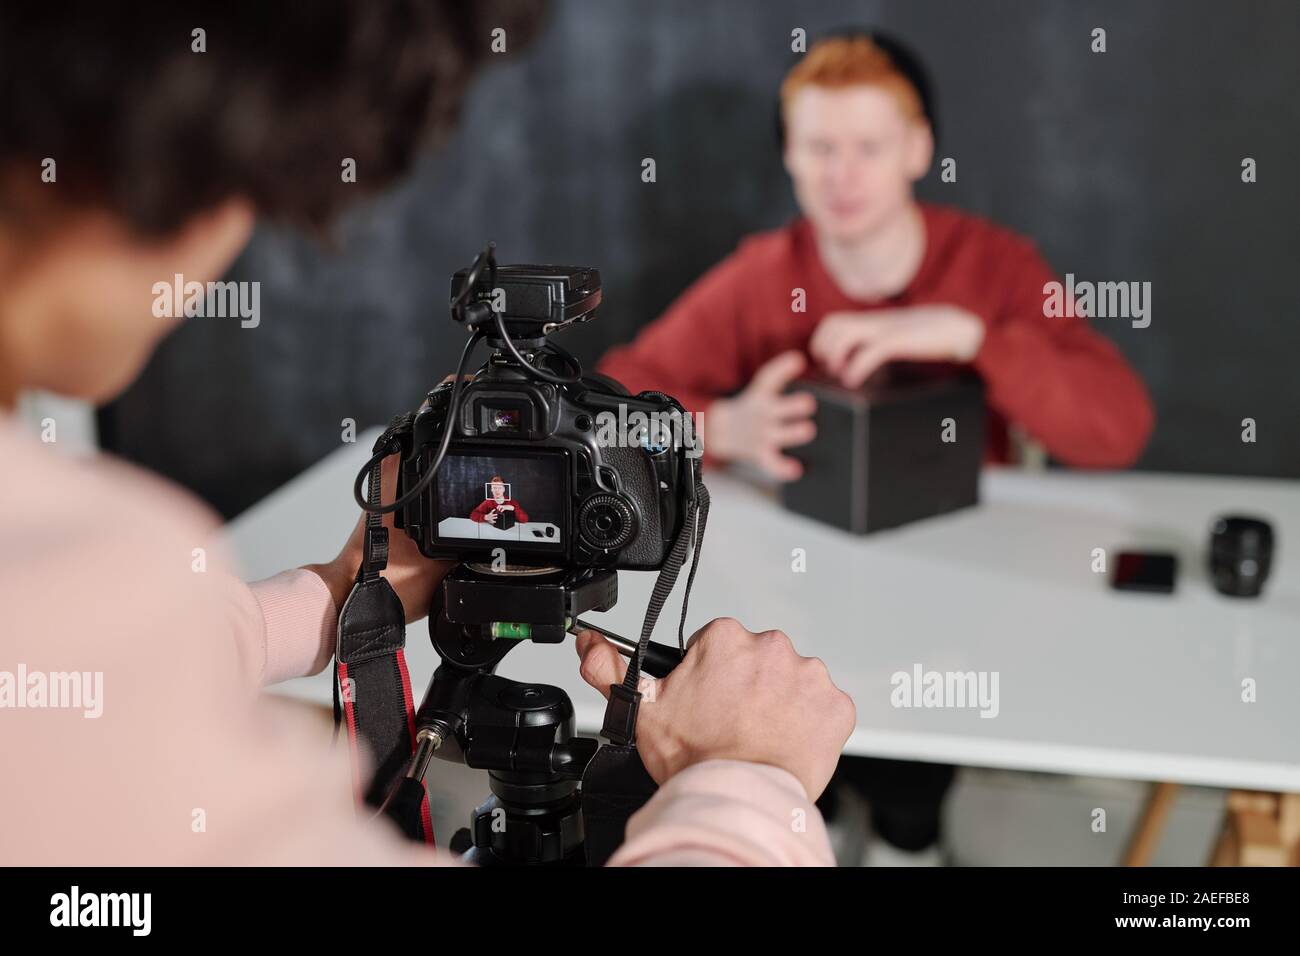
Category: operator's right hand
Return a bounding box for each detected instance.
[706,351,817,482]
[575,617,855,801]
[484,510,498,524]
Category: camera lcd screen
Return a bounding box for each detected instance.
[432,451,566,549]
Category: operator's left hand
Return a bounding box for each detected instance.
[306,452,456,622]
[808,304,985,389]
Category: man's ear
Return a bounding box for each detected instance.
[161,198,256,281]
[904,120,935,182]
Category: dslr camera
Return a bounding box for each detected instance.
[342,244,708,865]
[388,248,699,572]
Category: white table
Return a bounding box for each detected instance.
[436,515,562,542]
[225,433,1300,792]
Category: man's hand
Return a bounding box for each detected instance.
[809,304,986,389]
[484,510,499,524]
[306,453,455,623]
[574,617,855,801]
[498,504,514,511]
[707,351,817,482]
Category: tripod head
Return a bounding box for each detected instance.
[377,563,682,865]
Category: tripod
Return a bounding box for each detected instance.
[379,562,681,865]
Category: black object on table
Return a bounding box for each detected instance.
[1112,551,1179,594]
[780,373,986,534]
[1209,515,1274,598]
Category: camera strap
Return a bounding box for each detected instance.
[600,458,710,747]
[333,421,434,844]
[585,459,708,864]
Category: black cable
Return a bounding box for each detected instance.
[350,240,585,514]
[492,307,583,384]
[451,243,496,323]
[352,326,486,514]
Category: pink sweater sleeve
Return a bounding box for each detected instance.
[243,569,338,685]
[610,760,835,866]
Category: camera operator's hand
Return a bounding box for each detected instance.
[575,618,855,800]
[809,305,985,389]
[484,510,499,524]
[307,453,455,623]
[706,351,817,482]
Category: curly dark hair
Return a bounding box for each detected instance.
[0,1,547,234]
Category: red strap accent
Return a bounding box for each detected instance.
[395,651,436,847]
[338,653,435,846]
[337,662,363,804]
[396,651,418,749]
[420,792,435,847]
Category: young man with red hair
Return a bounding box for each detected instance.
[470,475,530,524]
[599,33,1153,480]
[598,31,1155,865]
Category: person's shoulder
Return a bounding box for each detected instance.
[0,417,224,582]
[715,219,807,278]
[922,203,1041,258]
[0,417,246,693]
[920,203,1048,274]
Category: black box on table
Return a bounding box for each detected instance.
[779,374,985,534]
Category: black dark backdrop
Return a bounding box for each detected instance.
[101,0,1300,518]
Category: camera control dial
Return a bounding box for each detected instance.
[577,494,637,552]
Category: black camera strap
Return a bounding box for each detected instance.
[584,458,708,865]
[600,457,710,747]
[334,420,434,844]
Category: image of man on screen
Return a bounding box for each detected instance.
[469,475,530,526]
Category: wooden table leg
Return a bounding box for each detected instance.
[1209,813,1240,866]
[1211,790,1299,866]
[1123,781,1180,866]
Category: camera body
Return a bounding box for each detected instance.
[343,250,709,863]
[391,264,698,571]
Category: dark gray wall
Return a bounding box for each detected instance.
[103,0,1300,518]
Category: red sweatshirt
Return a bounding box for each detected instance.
[470,498,529,523]
[598,204,1154,467]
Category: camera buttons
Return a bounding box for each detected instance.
[578,494,637,551]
